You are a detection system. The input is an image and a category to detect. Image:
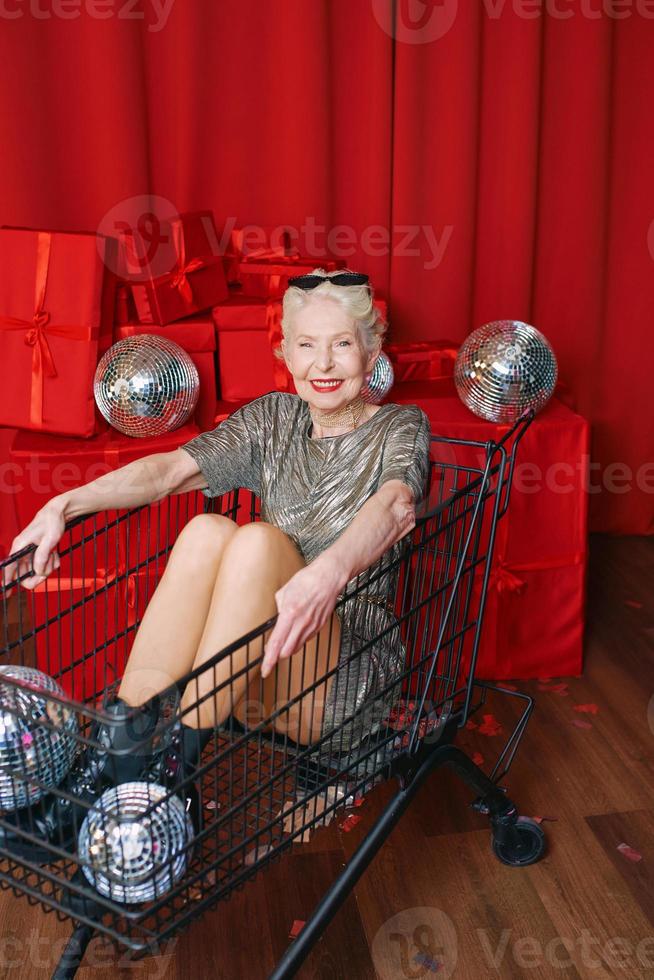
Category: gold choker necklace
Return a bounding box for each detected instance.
[310,397,366,430]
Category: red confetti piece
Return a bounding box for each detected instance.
[617,842,642,862]
[571,719,593,730]
[574,703,599,715]
[289,920,305,939]
[354,796,365,808]
[205,800,217,810]
[624,600,643,610]
[478,714,503,737]
[472,751,484,766]
[532,815,558,824]
[340,814,362,833]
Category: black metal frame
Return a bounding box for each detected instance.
[0,409,542,979]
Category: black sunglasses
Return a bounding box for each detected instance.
[287,272,370,290]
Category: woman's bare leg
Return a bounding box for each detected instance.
[118,514,239,706]
[179,522,342,744]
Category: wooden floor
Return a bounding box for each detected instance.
[1,534,653,979]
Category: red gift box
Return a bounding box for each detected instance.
[238,258,345,299]
[213,296,388,402]
[126,212,228,325]
[391,380,589,680]
[386,341,458,383]
[212,296,294,400]
[115,319,217,431]
[0,228,116,436]
[222,227,346,296]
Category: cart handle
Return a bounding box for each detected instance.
[492,409,534,519]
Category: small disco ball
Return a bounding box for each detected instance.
[94,335,200,438]
[361,351,394,404]
[0,666,78,811]
[454,320,557,423]
[79,781,194,904]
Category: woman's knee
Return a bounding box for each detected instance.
[168,513,238,574]
[221,521,303,569]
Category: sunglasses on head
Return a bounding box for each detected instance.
[287,272,370,290]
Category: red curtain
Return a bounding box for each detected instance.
[0,0,651,535]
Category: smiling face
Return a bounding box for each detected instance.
[282,296,379,414]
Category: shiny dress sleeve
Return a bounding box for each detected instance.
[180,394,268,497]
[377,406,431,505]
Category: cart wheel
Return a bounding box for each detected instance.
[491,816,546,867]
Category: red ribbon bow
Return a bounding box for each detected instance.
[169,220,207,306]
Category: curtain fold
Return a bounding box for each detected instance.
[0,0,650,533]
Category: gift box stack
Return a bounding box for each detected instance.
[0,215,223,696]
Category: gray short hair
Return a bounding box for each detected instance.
[276,268,387,361]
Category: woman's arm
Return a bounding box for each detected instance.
[312,478,416,586]
[60,448,206,520]
[261,479,416,677]
[6,448,206,588]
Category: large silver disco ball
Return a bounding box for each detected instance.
[0,666,78,811]
[361,351,394,404]
[78,781,194,904]
[94,336,200,438]
[454,321,557,423]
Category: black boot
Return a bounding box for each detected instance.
[88,695,162,785]
[158,724,214,832]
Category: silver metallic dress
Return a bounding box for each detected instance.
[181,391,431,753]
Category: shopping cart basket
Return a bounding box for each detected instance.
[0,409,545,979]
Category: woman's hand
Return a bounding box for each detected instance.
[3,499,67,591]
[261,557,346,678]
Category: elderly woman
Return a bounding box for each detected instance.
[8,269,431,843]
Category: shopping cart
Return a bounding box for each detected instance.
[0,409,545,979]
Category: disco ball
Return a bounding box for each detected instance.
[454,321,557,423]
[0,666,78,811]
[361,351,394,404]
[78,781,194,904]
[94,336,200,438]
